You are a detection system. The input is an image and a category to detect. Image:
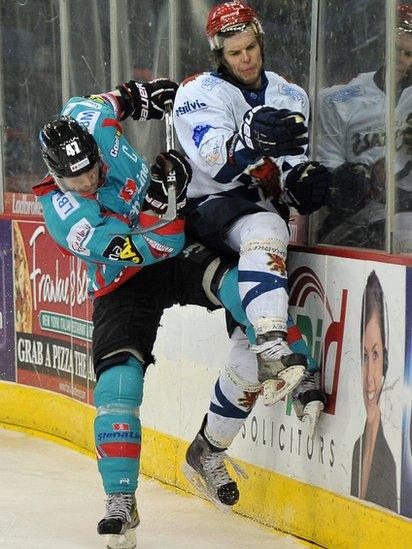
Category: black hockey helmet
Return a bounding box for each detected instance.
[39,116,100,178]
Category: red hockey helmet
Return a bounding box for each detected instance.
[205,1,264,50]
[398,4,412,33]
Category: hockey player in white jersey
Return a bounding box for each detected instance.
[317,3,412,251]
[174,1,331,509]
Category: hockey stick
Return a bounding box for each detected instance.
[128,100,177,234]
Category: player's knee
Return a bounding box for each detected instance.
[240,211,289,248]
[94,354,144,410]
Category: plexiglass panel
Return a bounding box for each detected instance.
[1,0,62,194]
[64,0,111,98]
[114,0,170,163]
[394,3,412,254]
[314,0,388,250]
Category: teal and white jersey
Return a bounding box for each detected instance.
[34,93,185,298]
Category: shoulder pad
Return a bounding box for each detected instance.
[32,175,58,197]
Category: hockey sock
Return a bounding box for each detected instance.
[93,357,144,494]
[286,313,318,373]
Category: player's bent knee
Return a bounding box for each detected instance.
[94,354,144,410]
[241,211,289,247]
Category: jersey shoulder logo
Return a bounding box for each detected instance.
[278,84,307,107]
[75,110,101,133]
[52,191,80,220]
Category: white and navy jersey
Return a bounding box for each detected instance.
[174,71,309,202]
[317,71,412,190]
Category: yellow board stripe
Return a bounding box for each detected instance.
[1,382,411,548]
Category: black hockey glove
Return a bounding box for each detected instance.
[284,161,332,215]
[240,106,309,157]
[331,162,373,211]
[117,78,178,121]
[144,150,192,214]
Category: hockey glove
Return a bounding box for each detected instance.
[331,162,373,211]
[117,78,179,121]
[240,106,309,157]
[145,150,192,214]
[284,161,332,215]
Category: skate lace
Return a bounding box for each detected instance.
[250,337,292,360]
[203,452,247,488]
[104,493,134,522]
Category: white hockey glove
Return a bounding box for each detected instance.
[240,105,308,158]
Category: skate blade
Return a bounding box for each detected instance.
[263,365,305,406]
[182,463,232,514]
[301,401,324,439]
[105,527,137,549]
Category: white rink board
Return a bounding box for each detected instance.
[142,251,406,503]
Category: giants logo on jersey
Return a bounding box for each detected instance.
[119,178,138,203]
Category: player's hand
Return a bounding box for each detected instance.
[240,105,308,157]
[331,162,373,211]
[117,79,178,120]
[284,161,332,215]
[145,150,192,214]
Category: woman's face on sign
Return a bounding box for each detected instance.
[362,310,385,421]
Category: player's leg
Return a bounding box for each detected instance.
[92,263,173,547]
[286,315,327,438]
[94,352,142,547]
[183,325,256,510]
[219,212,307,405]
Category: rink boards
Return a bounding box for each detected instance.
[1,216,412,548]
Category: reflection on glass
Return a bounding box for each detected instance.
[316,1,411,252]
[394,4,412,254]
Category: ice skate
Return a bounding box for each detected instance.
[183,428,248,512]
[97,493,140,549]
[291,373,327,439]
[251,331,306,405]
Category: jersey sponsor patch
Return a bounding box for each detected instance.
[66,217,94,256]
[200,134,225,165]
[75,110,101,133]
[103,236,143,264]
[175,99,208,117]
[192,124,213,148]
[110,130,121,158]
[200,75,223,91]
[52,191,80,220]
[143,236,173,259]
[325,85,363,107]
[278,84,307,106]
[119,178,138,203]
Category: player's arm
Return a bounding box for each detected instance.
[38,188,185,268]
[174,83,309,185]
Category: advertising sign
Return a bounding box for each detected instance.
[401,267,412,518]
[12,220,95,403]
[229,254,405,514]
[0,219,16,381]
